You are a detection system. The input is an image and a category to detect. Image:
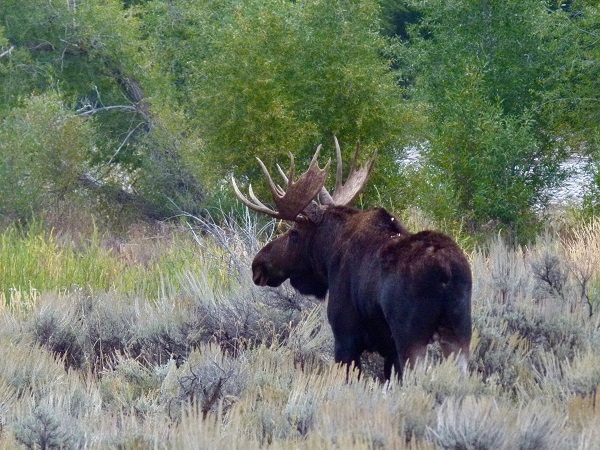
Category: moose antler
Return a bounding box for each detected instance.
[319,136,377,206]
[231,145,330,221]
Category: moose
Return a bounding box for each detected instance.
[232,137,472,380]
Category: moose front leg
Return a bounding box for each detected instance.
[383,354,400,380]
[332,333,364,379]
[327,285,366,379]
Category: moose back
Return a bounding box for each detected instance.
[233,138,472,379]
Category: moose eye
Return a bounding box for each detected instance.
[289,229,300,245]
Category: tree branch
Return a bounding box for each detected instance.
[75,105,139,116]
[0,46,14,59]
[106,122,145,166]
[77,173,167,221]
[534,97,600,112]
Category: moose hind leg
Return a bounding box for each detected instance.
[407,342,429,368]
[439,330,470,376]
[389,339,429,380]
[438,307,472,376]
[438,280,472,376]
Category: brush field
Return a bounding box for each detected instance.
[1,213,599,449]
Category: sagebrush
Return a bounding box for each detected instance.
[0,214,599,448]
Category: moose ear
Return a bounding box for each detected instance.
[299,203,324,224]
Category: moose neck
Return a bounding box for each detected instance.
[284,207,351,298]
[305,206,369,276]
[311,205,410,274]
[287,205,409,299]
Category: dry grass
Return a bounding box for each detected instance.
[0,213,599,448]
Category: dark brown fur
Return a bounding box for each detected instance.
[252,206,472,379]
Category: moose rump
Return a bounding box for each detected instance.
[381,232,472,375]
[233,137,472,379]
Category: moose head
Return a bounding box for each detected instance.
[232,137,376,297]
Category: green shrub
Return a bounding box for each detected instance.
[0,93,93,223]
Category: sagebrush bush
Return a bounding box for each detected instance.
[129,295,205,367]
[99,355,162,411]
[0,339,66,399]
[401,354,500,404]
[391,389,436,443]
[515,401,570,450]
[285,303,334,371]
[470,315,527,391]
[166,344,248,420]
[486,236,531,304]
[530,233,569,303]
[30,293,84,370]
[14,403,78,450]
[427,396,513,450]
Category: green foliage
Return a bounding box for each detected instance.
[541,1,600,147]
[0,0,206,223]
[0,25,8,48]
[0,93,93,222]
[0,0,145,120]
[431,100,561,238]
[0,221,204,301]
[145,0,409,191]
[390,0,576,239]
[544,2,600,215]
[0,0,599,237]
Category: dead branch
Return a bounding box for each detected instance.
[77,173,167,221]
[75,105,139,116]
[0,46,14,59]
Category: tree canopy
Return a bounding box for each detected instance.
[0,0,598,238]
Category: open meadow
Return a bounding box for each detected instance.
[1,212,600,449]
[1,1,600,448]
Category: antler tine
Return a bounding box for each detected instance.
[333,136,344,192]
[277,164,288,185]
[275,152,300,188]
[232,145,331,221]
[248,184,272,210]
[324,136,377,206]
[310,144,324,167]
[274,145,329,218]
[256,157,286,198]
[231,176,281,218]
[287,153,296,187]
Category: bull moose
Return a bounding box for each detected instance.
[232,137,472,379]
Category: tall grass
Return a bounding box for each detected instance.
[0,221,213,307]
[0,214,599,448]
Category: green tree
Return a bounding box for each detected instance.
[539,2,600,215]
[392,0,572,238]
[0,0,204,222]
[0,93,93,222]
[145,0,412,197]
